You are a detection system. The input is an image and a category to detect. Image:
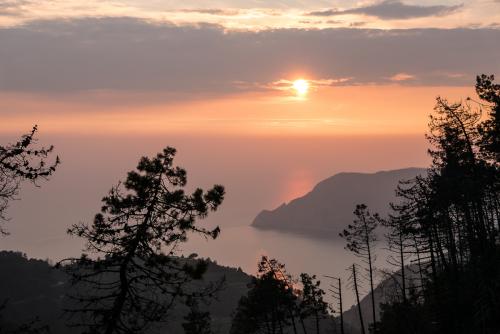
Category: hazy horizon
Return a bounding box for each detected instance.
[1,132,429,262]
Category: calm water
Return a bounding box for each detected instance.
[3,221,364,306]
[183,225,354,279]
[182,225,367,307]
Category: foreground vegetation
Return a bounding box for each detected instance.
[374,75,500,334]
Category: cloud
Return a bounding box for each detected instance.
[389,72,415,81]
[349,21,366,27]
[178,8,241,16]
[307,1,463,20]
[250,78,353,92]
[0,0,31,17]
[0,17,498,95]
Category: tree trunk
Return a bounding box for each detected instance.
[364,222,377,332]
[338,278,345,334]
[399,230,407,303]
[352,265,366,334]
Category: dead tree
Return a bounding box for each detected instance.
[325,275,344,334]
[349,264,366,334]
[340,204,381,331]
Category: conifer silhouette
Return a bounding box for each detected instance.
[60,147,224,334]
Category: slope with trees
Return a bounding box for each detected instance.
[0,126,59,333]
[374,74,500,334]
[230,256,332,334]
[0,251,252,334]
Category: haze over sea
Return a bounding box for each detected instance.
[0,133,418,305]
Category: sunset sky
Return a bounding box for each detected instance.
[1,0,499,136]
[0,0,499,261]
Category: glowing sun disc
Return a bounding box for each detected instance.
[293,79,309,96]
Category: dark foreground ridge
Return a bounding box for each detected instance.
[0,250,410,334]
[0,251,251,334]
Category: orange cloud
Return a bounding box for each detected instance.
[389,73,416,82]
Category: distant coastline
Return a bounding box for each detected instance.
[252,167,427,238]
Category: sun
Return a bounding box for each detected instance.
[292,79,309,96]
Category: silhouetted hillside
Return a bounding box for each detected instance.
[252,168,426,238]
[0,251,252,334]
[341,266,421,334]
[0,251,66,333]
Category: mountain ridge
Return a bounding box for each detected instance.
[252,167,427,238]
[0,250,252,334]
